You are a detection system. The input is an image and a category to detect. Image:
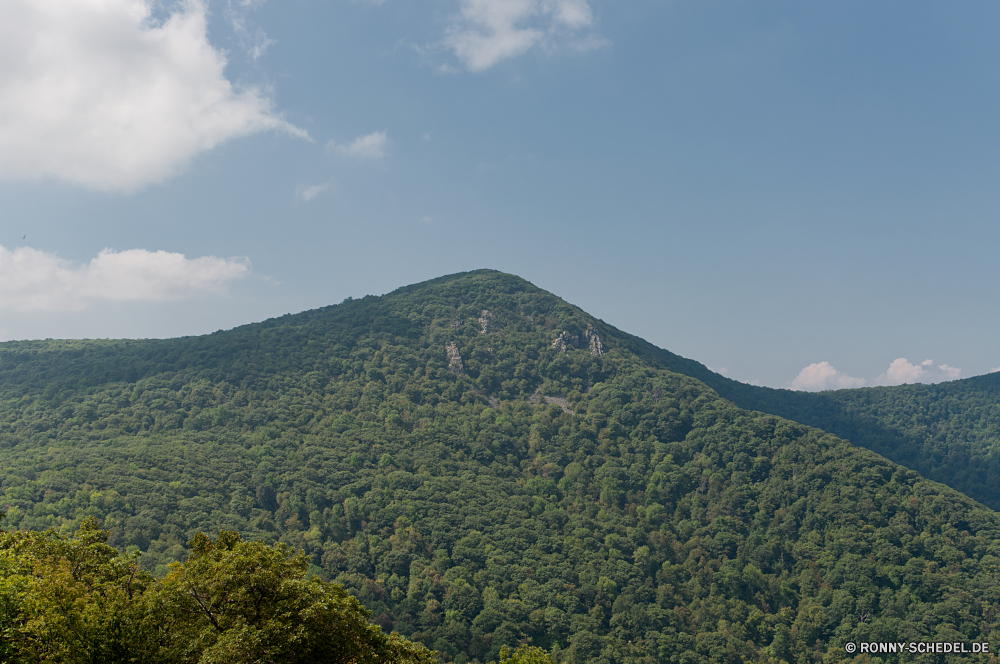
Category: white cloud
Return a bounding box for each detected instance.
[295,180,333,202]
[791,361,866,392]
[0,0,305,192]
[543,0,593,29]
[878,357,929,386]
[327,131,390,159]
[0,245,249,312]
[792,357,966,390]
[420,215,434,223]
[442,0,604,72]
[870,358,963,386]
[937,364,962,381]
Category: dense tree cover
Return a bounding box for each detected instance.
[0,270,999,663]
[526,297,1000,512]
[626,353,1000,512]
[719,377,1000,512]
[0,518,434,663]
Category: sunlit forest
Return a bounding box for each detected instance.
[1,270,998,663]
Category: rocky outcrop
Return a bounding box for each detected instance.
[479,310,493,334]
[446,342,464,373]
[551,331,579,353]
[585,324,605,356]
[552,326,604,356]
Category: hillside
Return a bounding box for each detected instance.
[1,269,999,663]
[611,335,1000,512]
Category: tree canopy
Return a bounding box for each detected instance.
[0,519,434,663]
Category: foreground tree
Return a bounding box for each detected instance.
[146,530,435,664]
[0,517,150,662]
[490,645,554,664]
[0,520,434,664]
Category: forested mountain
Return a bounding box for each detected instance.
[612,332,1000,512]
[1,270,999,664]
[714,376,1000,511]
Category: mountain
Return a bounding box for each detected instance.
[1,269,999,664]
[612,336,1000,512]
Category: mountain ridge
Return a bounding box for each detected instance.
[1,269,999,663]
[3,267,999,507]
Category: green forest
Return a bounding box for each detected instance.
[604,321,1000,512]
[707,375,1000,512]
[1,270,999,663]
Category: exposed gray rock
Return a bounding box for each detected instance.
[478,310,491,334]
[446,342,464,373]
[487,396,499,408]
[585,324,605,356]
[551,327,603,355]
[551,331,579,353]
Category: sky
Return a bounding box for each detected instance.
[2,0,999,390]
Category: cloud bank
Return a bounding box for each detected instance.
[0,245,250,312]
[443,0,604,71]
[792,357,964,391]
[0,0,304,192]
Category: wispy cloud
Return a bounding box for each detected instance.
[295,180,334,202]
[441,0,605,72]
[937,364,962,381]
[792,357,964,391]
[326,131,390,160]
[0,0,305,192]
[226,0,276,61]
[0,245,249,312]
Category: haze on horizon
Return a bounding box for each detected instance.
[2,0,998,391]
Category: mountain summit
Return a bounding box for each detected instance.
[1,270,998,663]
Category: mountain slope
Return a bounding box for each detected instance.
[1,270,999,664]
[614,336,1000,512]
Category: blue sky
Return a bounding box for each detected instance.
[2,0,998,390]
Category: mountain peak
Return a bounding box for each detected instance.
[2,271,1000,664]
